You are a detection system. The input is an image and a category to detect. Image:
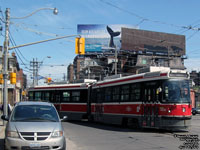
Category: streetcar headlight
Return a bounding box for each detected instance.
[182,108,186,112]
[168,110,171,113]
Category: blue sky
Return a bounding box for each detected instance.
[1,0,200,84]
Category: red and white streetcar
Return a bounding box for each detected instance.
[91,67,192,130]
[28,67,192,130]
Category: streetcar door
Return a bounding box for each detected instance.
[94,88,104,122]
[51,90,61,113]
[143,82,159,128]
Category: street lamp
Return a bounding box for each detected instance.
[2,7,58,118]
[10,8,58,19]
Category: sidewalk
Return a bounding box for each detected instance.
[0,117,5,139]
[0,115,5,150]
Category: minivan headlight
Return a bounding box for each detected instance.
[51,131,63,138]
[7,131,19,138]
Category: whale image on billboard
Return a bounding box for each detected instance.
[77,24,138,53]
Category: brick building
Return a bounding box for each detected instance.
[0,47,27,106]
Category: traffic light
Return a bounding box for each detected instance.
[75,37,85,55]
[10,72,16,84]
[0,74,3,84]
[47,77,52,83]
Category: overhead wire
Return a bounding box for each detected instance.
[3,2,200,81]
[8,32,31,72]
[99,0,184,29]
[186,31,199,41]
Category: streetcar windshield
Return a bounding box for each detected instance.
[162,79,190,103]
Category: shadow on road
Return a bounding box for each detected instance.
[63,120,180,134]
[66,120,136,132]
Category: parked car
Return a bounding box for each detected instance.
[1,101,67,150]
[192,108,200,115]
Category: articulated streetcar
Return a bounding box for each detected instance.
[28,67,192,130]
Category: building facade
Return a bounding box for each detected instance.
[0,47,27,106]
[68,28,186,83]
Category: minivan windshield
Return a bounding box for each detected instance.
[11,105,59,122]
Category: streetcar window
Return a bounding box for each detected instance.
[72,91,80,102]
[105,87,112,102]
[130,83,141,102]
[49,91,54,103]
[44,92,50,101]
[91,89,97,103]
[96,88,104,103]
[28,92,34,100]
[162,80,190,103]
[121,85,129,101]
[62,91,70,102]
[147,89,151,101]
[51,91,60,103]
[144,81,159,103]
[35,92,42,101]
[163,87,169,102]
[80,90,88,103]
[113,86,120,102]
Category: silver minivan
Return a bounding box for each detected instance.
[1,101,67,150]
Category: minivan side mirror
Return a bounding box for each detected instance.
[1,115,9,121]
[61,116,68,122]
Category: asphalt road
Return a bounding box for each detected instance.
[0,116,199,150]
[64,116,200,150]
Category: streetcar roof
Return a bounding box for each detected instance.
[94,68,189,87]
[29,82,89,90]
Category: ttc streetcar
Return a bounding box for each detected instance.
[28,67,192,130]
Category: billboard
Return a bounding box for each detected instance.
[121,28,185,56]
[77,24,138,53]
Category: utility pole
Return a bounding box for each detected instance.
[3,8,10,118]
[63,73,66,81]
[30,58,35,86]
[30,58,42,86]
[35,58,39,86]
[114,47,118,75]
